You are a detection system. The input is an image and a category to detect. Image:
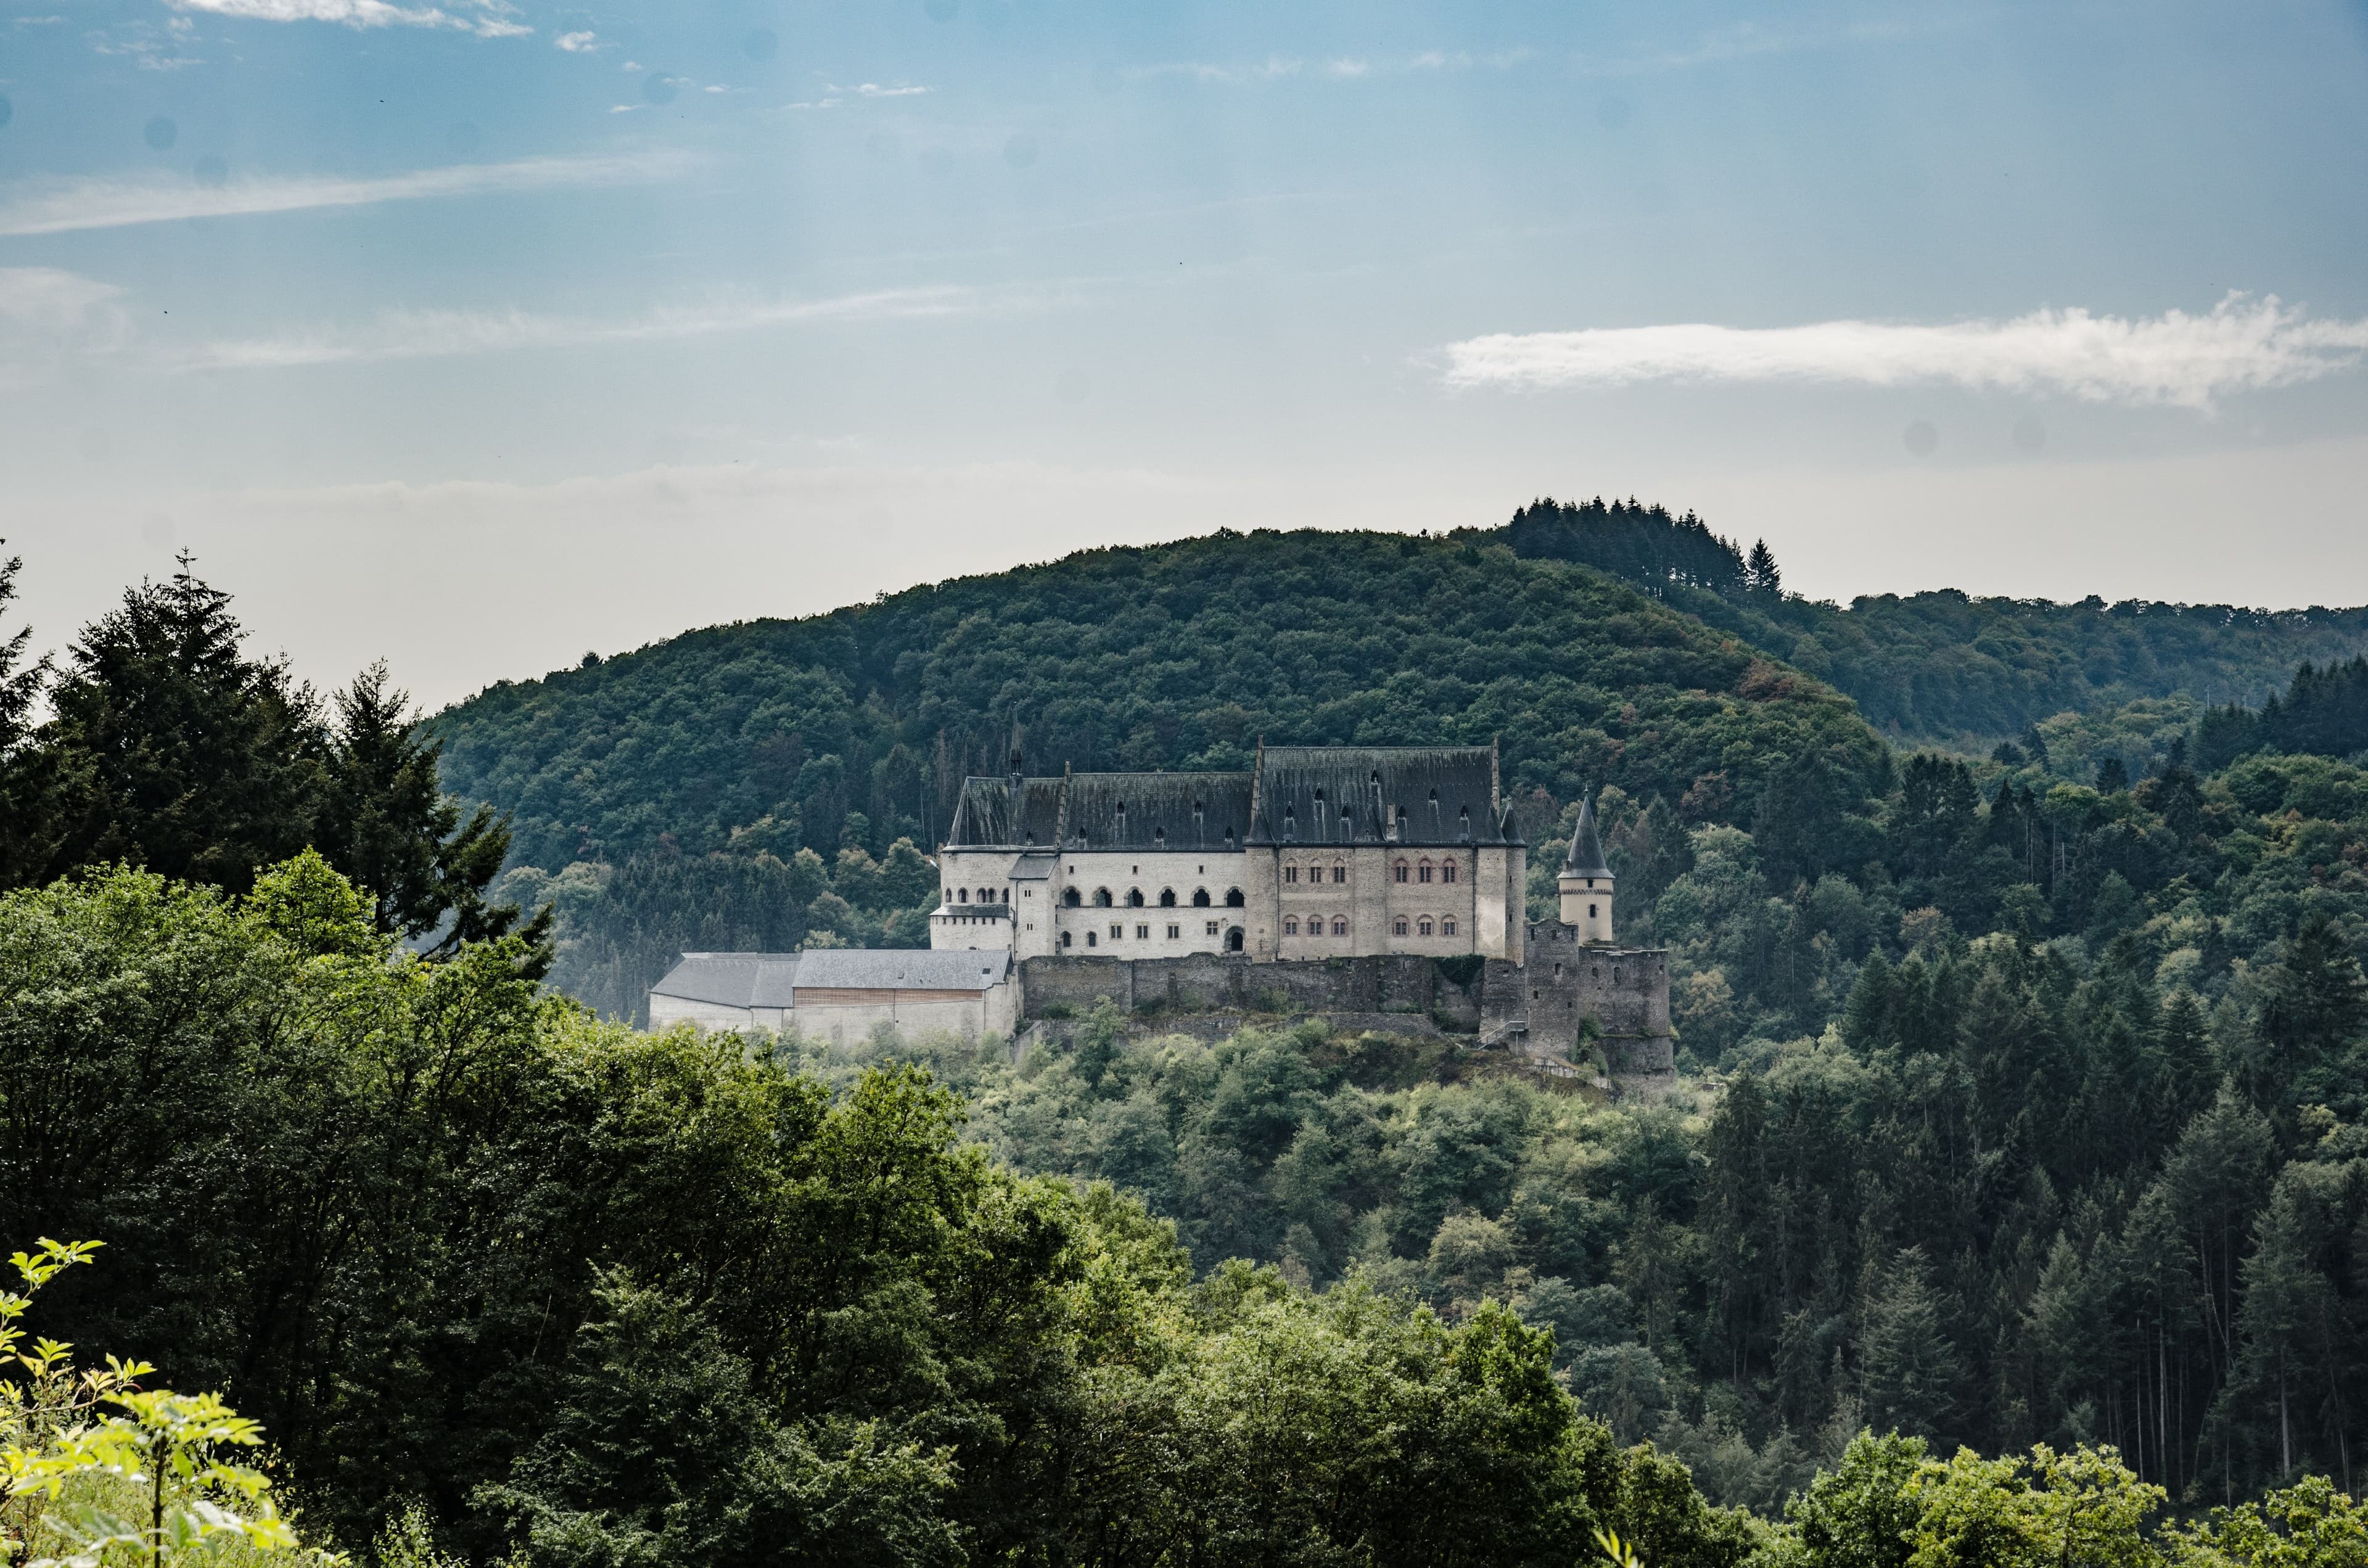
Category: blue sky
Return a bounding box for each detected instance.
[3,0,2366,706]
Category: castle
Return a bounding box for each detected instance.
[654,743,1671,1076]
[929,744,1528,963]
[927,743,1674,1076]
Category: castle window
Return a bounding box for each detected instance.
[1137,924,1151,940]
[1193,888,1211,906]
[1418,862,1434,884]
[979,887,995,904]
[1225,889,1244,906]
[1442,861,1457,884]
[1590,903,1598,919]
[1418,917,1434,937]
[1331,916,1349,936]
[1061,931,1073,948]
[1063,889,1080,906]
[1458,807,1471,841]
[1166,923,1180,939]
[1111,924,1124,939]
[1154,826,1166,844]
[1160,889,1177,908]
[1285,866,1298,885]
[1285,916,1301,935]
[1128,889,1145,907]
[957,888,968,903]
[1393,916,1408,935]
[1094,889,1112,907]
[1206,921,1219,935]
[1331,866,1346,884]
[1087,930,1097,947]
[1442,917,1457,936]
[1394,861,1408,884]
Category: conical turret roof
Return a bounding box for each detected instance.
[1562,794,1611,878]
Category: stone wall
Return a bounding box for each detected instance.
[1018,952,1486,1028]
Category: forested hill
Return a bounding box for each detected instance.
[433,527,1887,875]
[1480,498,2368,741]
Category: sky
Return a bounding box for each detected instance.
[3,0,2367,710]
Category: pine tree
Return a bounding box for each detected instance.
[35,555,327,894]
[320,661,550,964]
[1856,1247,1965,1443]
[1745,538,1783,596]
[0,544,54,885]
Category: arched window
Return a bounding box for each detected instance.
[1418,861,1434,884]
[1094,888,1113,907]
[1331,865,1346,884]
[1331,916,1349,937]
[1225,889,1244,907]
[1392,916,1408,936]
[1060,930,1073,948]
[1128,889,1145,908]
[1393,861,1409,884]
[1418,916,1434,937]
[1159,889,1177,908]
[1063,888,1080,907]
[1442,860,1458,884]
[1192,888,1211,906]
[1442,917,1457,936]
[1285,916,1301,936]
[979,887,995,904]
[957,887,969,903]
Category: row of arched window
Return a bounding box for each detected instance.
[951,887,1008,904]
[1283,916,1351,937]
[1391,859,1459,884]
[1063,887,1245,908]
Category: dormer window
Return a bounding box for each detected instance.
[1283,809,1296,841]
[1458,806,1471,842]
[1154,826,1165,845]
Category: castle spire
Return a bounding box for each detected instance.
[1559,790,1614,943]
[1563,793,1611,877]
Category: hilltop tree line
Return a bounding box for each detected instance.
[1483,499,2368,741]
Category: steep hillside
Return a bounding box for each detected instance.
[1485,499,2368,741]
[434,528,1888,873]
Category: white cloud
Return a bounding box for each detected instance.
[176,284,1008,369]
[0,150,691,237]
[853,82,929,97]
[1442,295,2368,411]
[0,267,131,387]
[1125,49,1514,85]
[554,28,600,51]
[168,0,529,38]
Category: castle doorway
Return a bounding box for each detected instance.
[1225,926,1244,952]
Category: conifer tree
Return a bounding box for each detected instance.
[35,554,326,894]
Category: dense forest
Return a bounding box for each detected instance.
[7,530,2368,1562]
[1485,498,2368,742]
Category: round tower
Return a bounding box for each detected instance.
[1558,793,1614,944]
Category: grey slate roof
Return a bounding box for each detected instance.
[1251,745,1513,848]
[1563,795,1613,877]
[650,952,802,1008]
[940,747,1518,852]
[651,949,1010,1006]
[947,776,1065,847]
[1064,771,1252,850]
[792,949,1010,990]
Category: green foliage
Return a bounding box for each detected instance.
[0,559,545,967]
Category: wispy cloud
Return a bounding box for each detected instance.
[0,150,691,237]
[554,28,601,51]
[1124,49,1527,86]
[167,0,530,38]
[1569,13,1978,76]
[0,266,130,387]
[1441,295,2368,410]
[177,284,1009,369]
[853,81,928,97]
